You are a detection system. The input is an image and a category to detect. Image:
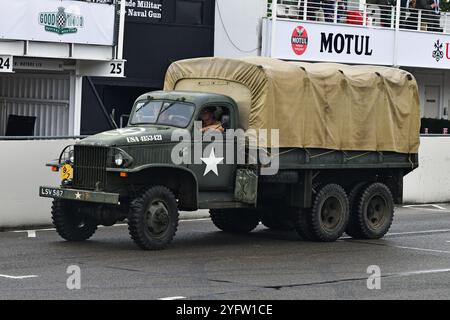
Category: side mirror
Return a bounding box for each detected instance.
[221,115,231,130]
[120,114,130,128]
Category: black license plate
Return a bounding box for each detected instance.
[39,187,65,198]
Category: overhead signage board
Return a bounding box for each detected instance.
[125,0,163,22]
[263,18,450,70]
[0,55,13,73]
[78,60,126,78]
[13,59,65,72]
[263,19,395,66]
[0,0,116,46]
[397,30,450,69]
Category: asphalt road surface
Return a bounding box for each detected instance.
[1,205,450,300]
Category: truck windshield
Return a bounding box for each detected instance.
[130,100,195,128]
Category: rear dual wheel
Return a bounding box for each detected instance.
[346,183,394,239]
[295,184,349,242]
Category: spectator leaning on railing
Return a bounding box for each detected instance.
[367,0,395,27]
[416,0,442,32]
[322,0,335,22]
[403,0,420,29]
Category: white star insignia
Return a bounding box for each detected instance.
[75,192,82,200]
[200,148,224,176]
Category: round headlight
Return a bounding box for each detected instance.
[115,153,124,166]
[69,150,75,164]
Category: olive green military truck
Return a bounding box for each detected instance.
[40,57,420,250]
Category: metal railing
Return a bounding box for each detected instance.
[0,136,87,141]
[77,0,114,4]
[267,0,450,34]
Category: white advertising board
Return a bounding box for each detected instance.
[397,30,450,69]
[0,0,115,46]
[264,18,450,70]
[266,19,395,66]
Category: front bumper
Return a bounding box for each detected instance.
[39,186,120,205]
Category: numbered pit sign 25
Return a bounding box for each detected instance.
[0,55,13,73]
[110,60,125,77]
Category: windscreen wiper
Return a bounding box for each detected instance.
[135,99,155,113]
[155,101,177,122]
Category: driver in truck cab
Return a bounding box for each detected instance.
[200,106,224,133]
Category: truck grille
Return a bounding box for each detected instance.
[73,145,108,190]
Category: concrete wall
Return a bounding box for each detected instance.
[403,136,450,204]
[0,139,76,229]
[214,0,267,58]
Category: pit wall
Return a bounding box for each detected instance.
[0,139,75,229]
[403,136,450,204]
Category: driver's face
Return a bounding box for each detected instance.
[201,110,213,122]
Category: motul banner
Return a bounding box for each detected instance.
[0,0,115,46]
[263,18,450,69]
[263,19,395,66]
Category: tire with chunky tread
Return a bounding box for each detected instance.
[345,182,368,238]
[210,209,260,233]
[296,184,349,242]
[348,183,394,240]
[295,183,322,241]
[51,199,98,241]
[295,208,317,240]
[128,186,179,250]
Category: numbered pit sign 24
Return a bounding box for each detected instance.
[0,55,13,73]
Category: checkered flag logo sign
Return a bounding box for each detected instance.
[39,7,83,35]
[56,7,67,29]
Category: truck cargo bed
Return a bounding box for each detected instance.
[273,148,417,171]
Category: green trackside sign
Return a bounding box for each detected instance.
[39,7,84,35]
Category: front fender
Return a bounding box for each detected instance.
[108,164,199,211]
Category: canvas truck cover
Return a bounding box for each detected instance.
[164,57,420,154]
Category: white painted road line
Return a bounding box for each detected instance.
[394,268,450,277]
[387,229,450,236]
[27,230,36,238]
[11,228,55,234]
[403,204,450,212]
[384,244,450,255]
[432,204,448,211]
[158,296,186,300]
[0,274,38,279]
[403,204,446,208]
[341,228,450,240]
[7,218,212,235]
[181,218,211,222]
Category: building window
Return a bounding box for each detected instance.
[176,0,203,25]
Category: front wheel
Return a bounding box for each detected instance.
[51,199,98,241]
[128,186,179,250]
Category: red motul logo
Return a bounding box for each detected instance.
[291,26,308,56]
